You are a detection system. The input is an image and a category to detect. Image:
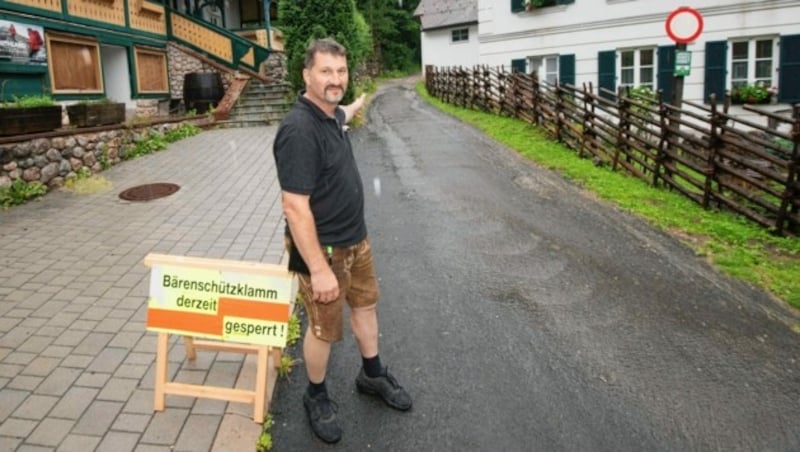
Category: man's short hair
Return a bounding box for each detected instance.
[304,38,347,69]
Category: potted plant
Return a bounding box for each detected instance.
[0,95,62,136]
[67,98,126,127]
[730,83,774,105]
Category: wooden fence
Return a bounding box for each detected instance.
[425,65,800,235]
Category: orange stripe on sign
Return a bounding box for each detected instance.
[219,298,290,322]
[147,308,221,335]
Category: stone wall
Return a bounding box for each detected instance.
[167,43,229,101]
[0,120,206,189]
[263,51,288,85]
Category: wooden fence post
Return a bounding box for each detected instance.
[613,86,628,172]
[703,94,723,209]
[774,104,800,234]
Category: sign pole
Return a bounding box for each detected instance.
[671,42,687,126]
[665,7,704,127]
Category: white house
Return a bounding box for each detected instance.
[414,0,480,73]
[417,0,800,106]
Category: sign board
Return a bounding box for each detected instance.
[0,19,46,65]
[665,7,704,44]
[674,50,692,76]
[145,254,293,347]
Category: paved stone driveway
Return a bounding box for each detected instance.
[0,126,286,451]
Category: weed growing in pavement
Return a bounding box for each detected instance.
[0,179,46,208]
[276,355,298,379]
[286,314,301,346]
[256,414,274,451]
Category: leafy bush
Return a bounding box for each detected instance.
[0,179,47,208]
[1,95,56,108]
[122,123,201,160]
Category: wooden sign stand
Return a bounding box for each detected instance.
[144,253,295,423]
[153,334,283,422]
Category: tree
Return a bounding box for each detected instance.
[278,0,372,103]
[357,0,421,74]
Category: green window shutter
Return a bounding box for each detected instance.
[511,0,525,13]
[598,50,616,100]
[704,40,727,103]
[657,45,675,104]
[559,54,575,86]
[778,34,800,104]
[511,58,527,73]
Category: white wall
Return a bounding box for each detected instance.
[421,24,480,73]
[477,0,800,103]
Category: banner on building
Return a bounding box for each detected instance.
[0,19,46,65]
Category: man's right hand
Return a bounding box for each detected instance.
[311,267,339,303]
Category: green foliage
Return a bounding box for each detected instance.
[357,0,421,74]
[0,179,47,208]
[417,81,800,309]
[286,314,301,346]
[277,355,298,379]
[256,414,274,452]
[122,123,200,160]
[164,123,202,142]
[278,0,372,103]
[731,83,773,104]
[1,94,56,108]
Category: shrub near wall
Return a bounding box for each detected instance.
[0,119,206,190]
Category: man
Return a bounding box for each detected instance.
[273,38,412,444]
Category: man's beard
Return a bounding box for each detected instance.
[323,85,345,104]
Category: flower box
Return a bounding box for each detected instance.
[0,105,63,136]
[67,102,126,128]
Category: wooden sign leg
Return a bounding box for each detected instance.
[154,332,169,411]
[253,346,269,422]
[183,336,197,360]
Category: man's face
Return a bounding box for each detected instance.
[303,51,348,108]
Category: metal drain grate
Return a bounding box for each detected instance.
[119,183,180,201]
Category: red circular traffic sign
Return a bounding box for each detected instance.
[665,7,704,44]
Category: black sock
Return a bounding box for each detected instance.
[307,379,327,397]
[362,354,383,378]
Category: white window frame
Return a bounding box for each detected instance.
[451,28,469,43]
[528,55,559,84]
[728,37,778,90]
[619,47,655,90]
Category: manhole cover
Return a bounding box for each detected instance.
[119,183,180,201]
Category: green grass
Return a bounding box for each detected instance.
[416,83,800,310]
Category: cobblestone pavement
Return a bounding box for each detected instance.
[0,126,286,451]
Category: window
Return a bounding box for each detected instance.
[46,33,103,94]
[620,48,654,90]
[134,47,168,93]
[529,55,559,84]
[730,38,775,89]
[451,28,468,43]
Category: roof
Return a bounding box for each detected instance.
[414,0,478,31]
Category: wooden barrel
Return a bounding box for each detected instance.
[183,72,224,114]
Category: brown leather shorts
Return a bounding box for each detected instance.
[287,237,380,342]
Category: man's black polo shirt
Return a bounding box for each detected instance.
[273,94,366,247]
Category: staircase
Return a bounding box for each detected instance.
[217,80,293,128]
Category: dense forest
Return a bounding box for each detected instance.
[276,0,421,100]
